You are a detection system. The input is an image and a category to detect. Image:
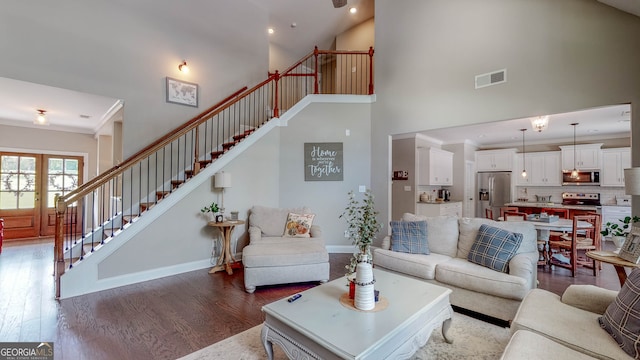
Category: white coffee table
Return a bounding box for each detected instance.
[261,268,453,359]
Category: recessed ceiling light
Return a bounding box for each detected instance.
[587,129,599,133]
[290,22,297,28]
[477,134,486,138]
[79,114,91,119]
[267,28,275,34]
[349,7,357,14]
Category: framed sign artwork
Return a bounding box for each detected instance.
[166,77,198,107]
[304,142,343,181]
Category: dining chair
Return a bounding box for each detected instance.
[504,211,527,221]
[540,208,569,218]
[548,214,600,277]
[485,208,494,220]
[500,207,519,219]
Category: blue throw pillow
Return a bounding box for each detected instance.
[390,220,429,255]
[467,224,523,273]
[599,268,640,358]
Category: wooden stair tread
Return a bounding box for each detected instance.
[210,151,224,159]
[156,191,170,200]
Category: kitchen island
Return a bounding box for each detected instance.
[505,202,599,219]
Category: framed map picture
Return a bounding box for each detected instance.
[166,77,198,107]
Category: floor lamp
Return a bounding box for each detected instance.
[215,171,232,218]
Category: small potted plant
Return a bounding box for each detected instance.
[200,201,220,222]
[601,216,640,252]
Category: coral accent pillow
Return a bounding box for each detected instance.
[599,268,640,358]
[283,213,315,238]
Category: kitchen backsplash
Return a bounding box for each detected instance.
[515,186,627,206]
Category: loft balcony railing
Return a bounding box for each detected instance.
[54,46,374,298]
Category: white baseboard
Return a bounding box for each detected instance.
[327,245,357,254]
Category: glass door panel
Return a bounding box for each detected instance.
[0,153,40,239]
[41,155,83,236]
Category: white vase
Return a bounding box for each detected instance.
[354,254,375,310]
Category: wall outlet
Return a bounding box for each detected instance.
[404,185,411,191]
[359,185,366,192]
[344,230,350,238]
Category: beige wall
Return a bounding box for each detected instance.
[372,0,640,234]
[0,125,97,180]
[97,99,372,278]
[0,1,269,159]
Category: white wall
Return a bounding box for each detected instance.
[372,0,640,236]
[0,0,269,158]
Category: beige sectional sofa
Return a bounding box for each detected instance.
[505,285,633,360]
[373,214,539,322]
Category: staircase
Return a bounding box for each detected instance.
[54,46,375,298]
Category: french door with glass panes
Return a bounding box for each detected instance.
[0,152,83,240]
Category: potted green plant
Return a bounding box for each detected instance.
[601,216,640,252]
[340,189,381,273]
[200,201,220,222]
[339,189,382,310]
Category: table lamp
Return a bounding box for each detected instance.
[625,167,640,221]
[215,171,232,218]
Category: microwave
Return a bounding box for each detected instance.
[562,171,600,186]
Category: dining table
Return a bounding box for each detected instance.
[525,218,593,266]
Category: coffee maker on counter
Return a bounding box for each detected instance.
[437,189,451,202]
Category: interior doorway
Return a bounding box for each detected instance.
[0,151,84,240]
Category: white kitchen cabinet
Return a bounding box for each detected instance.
[601,148,631,187]
[416,201,462,217]
[475,149,516,172]
[559,143,602,170]
[417,147,453,186]
[515,151,561,186]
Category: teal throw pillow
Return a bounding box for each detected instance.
[467,224,523,273]
[390,220,429,255]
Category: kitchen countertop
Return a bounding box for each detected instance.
[506,202,600,211]
[416,201,462,204]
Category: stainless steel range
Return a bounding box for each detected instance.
[561,192,601,206]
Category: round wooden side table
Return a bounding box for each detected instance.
[586,250,640,286]
[207,220,245,275]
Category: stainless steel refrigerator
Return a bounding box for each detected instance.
[476,172,512,220]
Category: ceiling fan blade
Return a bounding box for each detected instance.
[332,0,347,8]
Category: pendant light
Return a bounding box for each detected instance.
[570,123,579,178]
[520,128,527,178]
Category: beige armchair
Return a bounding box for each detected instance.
[242,205,329,293]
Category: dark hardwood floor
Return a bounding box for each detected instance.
[0,239,624,359]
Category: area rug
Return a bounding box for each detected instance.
[178,312,511,360]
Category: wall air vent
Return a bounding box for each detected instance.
[475,69,507,89]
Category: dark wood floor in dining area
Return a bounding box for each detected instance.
[0,238,623,360]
